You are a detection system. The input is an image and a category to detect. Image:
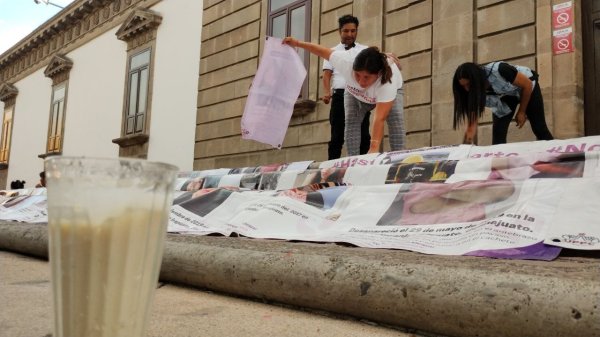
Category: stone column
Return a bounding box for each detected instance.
[431,1,474,146]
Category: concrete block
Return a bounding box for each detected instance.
[320,31,340,50]
[282,126,300,148]
[477,0,504,7]
[431,102,455,131]
[196,118,241,141]
[477,0,534,36]
[431,71,453,103]
[508,56,536,71]
[196,97,245,124]
[200,40,260,74]
[431,44,473,76]
[408,25,432,54]
[320,4,353,34]
[408,0,432,28]
[404,78,431,107]
[552,96,584,139]
[405,105,431,132]
[432,128,463,146]
[198,77,252,107]
[312,101,331,123]
[507,125,537,143]
[477,123,493,146]
[202,2,261,41]
[386,0,410,12]
[433,14,473,49]
[201,21,260,57]
[354,0,383,20]
[199,58,257,90]
[536,1,552,53]
[353,18,383,48]
[285,144,328,162]
[399,51,431,81]
[477,26,536,64]
[433,0,472,21]
[386,25,431,57]
[321,0,353,13]
[385,8,408,35]
[204,0,224,10]
[297,121,330,146]
[203,0,260,26]
[193,157,216,170]
[406,131,431,149]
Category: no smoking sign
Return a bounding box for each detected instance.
[552,1,574,55]
[553,27,574,55]
[552,1,573,29]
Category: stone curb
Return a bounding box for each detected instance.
[1,221,599,337]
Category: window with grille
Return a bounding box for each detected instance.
[47,83,66,153]
[0,105,13,163]
[125,48,151,135]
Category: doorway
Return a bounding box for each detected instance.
[583,0,600,135]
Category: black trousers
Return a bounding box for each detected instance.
[492,82,554,145]
[328,90,371,159]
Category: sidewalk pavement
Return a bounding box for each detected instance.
[1,221,599,337]
[0,251,418,337]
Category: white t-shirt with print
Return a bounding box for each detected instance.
[328,50,403,104]
[322,42,367,90]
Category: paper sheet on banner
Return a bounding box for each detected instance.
[241,37,307,148]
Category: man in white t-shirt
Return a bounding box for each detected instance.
[322,15,370,160]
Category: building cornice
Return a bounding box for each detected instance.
[0,83,18,103]
[44,54,73,79]
[116,8,162,41]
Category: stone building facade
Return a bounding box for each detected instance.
[195,0,598,170]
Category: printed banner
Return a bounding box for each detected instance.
[3,136,600,260]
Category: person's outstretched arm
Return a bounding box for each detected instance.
[463,119,478,144]
[322,69,333,104]
[368,101,394,153]
[282,37,333,60]
[512,72,534,128]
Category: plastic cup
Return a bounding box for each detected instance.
[45,157,178,337]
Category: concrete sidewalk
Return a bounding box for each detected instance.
[0,251,417,337]
[1,221,599,337]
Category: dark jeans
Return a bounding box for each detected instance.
[328,90,371,159]
[492,82,554,145]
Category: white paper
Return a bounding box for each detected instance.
[241,37,307,148]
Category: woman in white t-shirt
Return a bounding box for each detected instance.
[282,37,405,155]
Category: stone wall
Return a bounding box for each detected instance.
[195,0,585,169]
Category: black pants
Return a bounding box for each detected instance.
[492,82,554,145]
[328,90,371,159]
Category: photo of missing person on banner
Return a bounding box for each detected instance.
[385,160,458,184]
[379,150,454,165]
[202,175,225,189]
[240,173,262,190]
[178,188,238,217]
[229,167,260,174]
[377,180,517,226]
[296,167,347,187]
[258,163,287,173]
[278,185,348,210]
[180,177,205,192]
[258,172,282,190]
[488,152,585,180]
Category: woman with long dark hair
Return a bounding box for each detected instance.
[282,37,405,155]
[453,62,553,145]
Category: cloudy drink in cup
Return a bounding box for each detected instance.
[45,157,177,337]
